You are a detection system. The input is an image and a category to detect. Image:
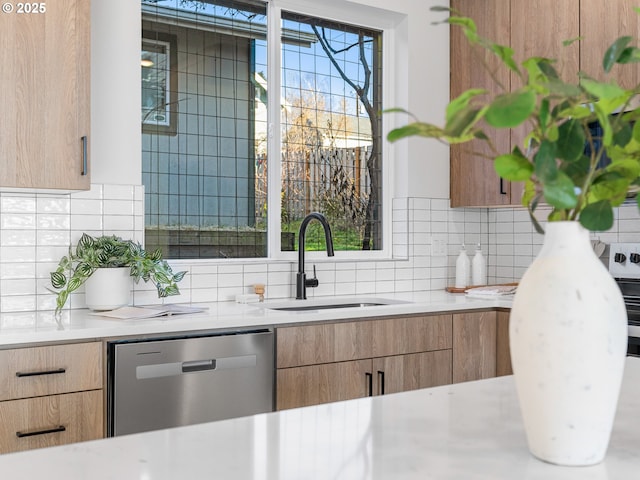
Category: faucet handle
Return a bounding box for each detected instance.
[305,265,319,288]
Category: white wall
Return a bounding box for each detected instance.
[90,0,141,185]
[349,0,451,200]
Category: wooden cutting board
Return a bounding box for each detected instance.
[445,282,519,294]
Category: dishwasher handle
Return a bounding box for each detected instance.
[182,359,216,373]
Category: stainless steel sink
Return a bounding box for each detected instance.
[271,302,387,311]
[260,297,410,312]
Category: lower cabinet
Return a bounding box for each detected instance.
[277,360,372,409]
[0,390,103,453]
[452,310,498,383]
[496,309,513,376]
[276,350,454,410]
[372,350,452,395]
[0,341,104,454]
[276,309,512,410]
[276,314,453,410]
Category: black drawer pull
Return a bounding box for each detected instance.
[377,370,385,395]
[16,425,66,438]
[81,135,88,176]
[16,368,66,378]
[365,372,373,397]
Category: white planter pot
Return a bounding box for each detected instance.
[510,221,628,466]
[84,267,132,311]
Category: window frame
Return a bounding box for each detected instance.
[140,0,400,263]
[266,0,397,262]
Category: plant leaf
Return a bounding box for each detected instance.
[485,89,536,128]
[542,171,578,209]
[50,271,66,289]
[490,44,519,73]
[581,77,626,101]
[603,36,632,72]
[444,106,484,137]
[494,150,534,181]
[534,140,558,183]
[446,88,486,123]
[579,200,614,231]
[556,119,586,161]
[387,122,445,142]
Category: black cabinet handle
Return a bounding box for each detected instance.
[365,372,373,397]
[499,178,507,195]
[81,136,88,176]
[15,368,66,378]
[377,370,385,395]
[16,425,66,438]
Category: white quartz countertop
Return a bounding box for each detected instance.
[0,291,513,347]
[1,357,638,479]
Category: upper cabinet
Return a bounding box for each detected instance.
[450,0,512,207]
[0,0,90,191]
[450,0,579,207]
[580,0,640,89]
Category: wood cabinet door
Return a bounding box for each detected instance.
[496,310,513,376]
[0,0,90,190]
[450,0,512,207]
[372,350,452,396]
[276,360,372,410]
[371,314,452,357]
[0,390,103,454]
[0,342,103,401]
[452,311,497,382]
[509,0,579,206]
[276,321,372,369]
[580,0,640,89]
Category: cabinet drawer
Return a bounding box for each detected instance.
[371,314,452,357]
[0,390,103,454]
[0,342,102,401]
[277,321,372,368]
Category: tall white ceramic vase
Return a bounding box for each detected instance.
[84,267,132,311]
[509,221,627,466]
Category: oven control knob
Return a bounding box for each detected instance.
[631,253,640,264]
[615,253,627,263]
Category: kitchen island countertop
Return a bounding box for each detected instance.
[0,357,638,479]
[0,291,514,348]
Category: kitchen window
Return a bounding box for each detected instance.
[141,0,384,259]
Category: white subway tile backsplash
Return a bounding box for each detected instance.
[104,184,134,201]
[104,200,134,216]
[103,215,134,231]
[2,213,36,229]
[1,246,36,263]
[71,214,103,231]
[37,197,70,214]
[1,196,36,213]
[36,230,70,246]
[2,230,36,246]
[5,182,640,313]
[37,214,70,230]
[1,263,36,280]
[71,198,102,215]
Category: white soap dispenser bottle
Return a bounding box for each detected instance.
[472,243,487,286]
[454,243,471,288]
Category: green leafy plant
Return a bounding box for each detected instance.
[387,6,640,232]
[50,233,186,314]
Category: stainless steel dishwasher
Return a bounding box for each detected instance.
[107,329,274,436]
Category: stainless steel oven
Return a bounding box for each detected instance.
[609,243,640,357]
